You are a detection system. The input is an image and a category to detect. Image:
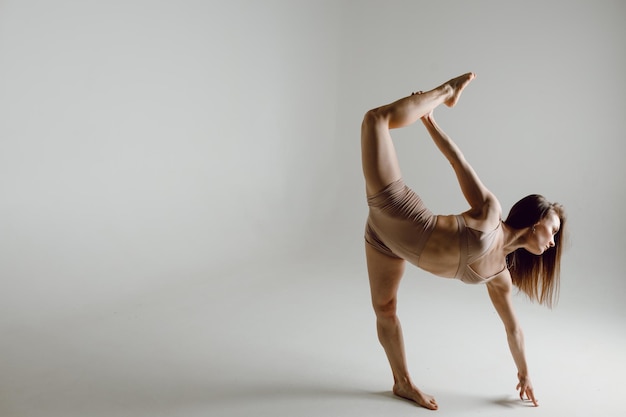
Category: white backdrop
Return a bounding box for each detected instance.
[1,1,625,416]
[1,0,343,319]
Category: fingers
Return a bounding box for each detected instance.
[517,384,539,407]
[526,388,539,407]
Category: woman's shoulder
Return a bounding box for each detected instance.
[462,195,502,230]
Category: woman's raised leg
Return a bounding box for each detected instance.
[361,72,475,196]
[366,244,439,410]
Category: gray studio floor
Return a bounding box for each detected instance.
[2,249,624,417]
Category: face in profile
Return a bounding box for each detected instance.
[528,211,561,255]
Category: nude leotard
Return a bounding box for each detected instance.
[365,179,504,284]
[365,179,437,265]
[454,214,505,284]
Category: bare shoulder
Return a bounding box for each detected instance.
[464,192,503,230]
[486,269,512,295]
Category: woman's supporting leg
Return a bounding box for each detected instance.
[361,72,475,196]
[366,244,439,410]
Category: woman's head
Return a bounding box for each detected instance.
[504,194,567,308]
[506,194,565,254]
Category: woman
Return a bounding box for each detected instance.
[361,72,566,410]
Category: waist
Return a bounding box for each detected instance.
[417,215,462,278]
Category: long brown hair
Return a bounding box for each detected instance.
[504,195,567,308]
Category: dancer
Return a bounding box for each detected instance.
[362,72,566,410]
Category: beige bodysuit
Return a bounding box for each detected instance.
[365,178,503,284]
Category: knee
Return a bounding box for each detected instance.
[372,297,397,320]
[362,107,386,130]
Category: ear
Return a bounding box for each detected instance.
[531,221,541,234]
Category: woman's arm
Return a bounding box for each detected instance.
[421,113,499,219]
[486,273,539,407]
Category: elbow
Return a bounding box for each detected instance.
[448,150,464,167]
[506,325,523,339]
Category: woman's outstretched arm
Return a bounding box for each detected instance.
[487,273,539,407]
[420,113,499,219]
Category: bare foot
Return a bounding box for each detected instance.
[393,382,439,410]
[444,72,475,107]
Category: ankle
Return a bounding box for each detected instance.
[441,83,454,101]
[394,375,413,387]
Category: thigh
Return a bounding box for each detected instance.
[366,243,406,312]
[361,110,402,196]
